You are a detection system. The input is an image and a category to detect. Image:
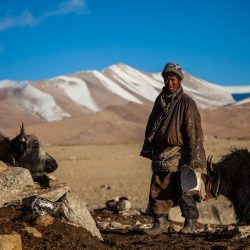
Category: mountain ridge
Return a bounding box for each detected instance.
[0,63,249,143]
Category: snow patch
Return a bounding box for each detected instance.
[90,70,142,104]
[48,76,100,112]
[0,80,69,121]
[103,64,160,102]
[224,85,250,93]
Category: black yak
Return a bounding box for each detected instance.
[0,123,58,187]
[207,148,250,224]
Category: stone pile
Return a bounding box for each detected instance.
[0,162,103,249]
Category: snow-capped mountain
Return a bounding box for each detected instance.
[0,63,249,122]
[0,80,69,121]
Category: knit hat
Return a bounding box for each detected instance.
[161,62,184,80]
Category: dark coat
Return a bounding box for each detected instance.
[141,87,206,172]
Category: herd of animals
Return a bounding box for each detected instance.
[0,124,249,224]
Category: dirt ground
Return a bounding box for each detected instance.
[1,137,250,249]
[94,210,250,250]
[49,136,250,210]
[1,206,249,250]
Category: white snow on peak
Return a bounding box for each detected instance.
[224,85,250,93]
[0,80,69,121]
[48,76,100,112]
[181,73,235,107]
[19,84,70,121]
[89,70,142,104]
[103,64,161,102]
[150,72,164,83]
[1,64,249,121]
[114,64,163,89]
[0,80,19,88]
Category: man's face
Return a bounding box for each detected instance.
[163,74,181,94]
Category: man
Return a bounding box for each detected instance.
[140,62,207,234]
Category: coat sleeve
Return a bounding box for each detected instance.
[140,95,161,159]
[183,98,206,170]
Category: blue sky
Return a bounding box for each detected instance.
[0,0,250,85]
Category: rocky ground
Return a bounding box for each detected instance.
[0,206,249,249]
[0,137,250,249]
[94,209,250,250]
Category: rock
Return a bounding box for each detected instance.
[110,221,131,230]
[134,220,141,226]
[169,207,184,223]
[0,167,102,241]
[61,192,103,241]
[105,199,118,211]
[36,214,54,227]
[169,222,182,233]
[198,195,237,225]
[24,226,42,238]
[106,197,131,212]
[0,234,22,250]
[118,224,131,230]
[0,167,70,208]
[96,221,110,229]
[0,161,8,173]
[138,223,152,229]
[120,209,141,216]
[0,165,103,245]
[37,182,69,202]
[235,226,250,239]
[205,224,216,233]
[60,218,80,228]
[0,167,35,208]
[110,221,122,228]
[117,199,131,211]
[168,195,237,225]
[100,184,111,190]
[226,225,235,231]
[22,197,61,216]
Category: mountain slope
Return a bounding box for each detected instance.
[1,63,244,123]
[0,64,249,142]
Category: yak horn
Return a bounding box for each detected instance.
[207,155,214,172]
[19,122,25,140]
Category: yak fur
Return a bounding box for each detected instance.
[208,148,250,224]
[0,124,58,186]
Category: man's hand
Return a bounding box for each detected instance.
[140,149,154,160]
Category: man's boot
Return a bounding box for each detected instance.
[144,215,169,235]
[180,219,198,234]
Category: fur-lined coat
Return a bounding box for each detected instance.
[140,87,206,174]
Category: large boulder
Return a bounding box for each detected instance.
[0,167,69,207]
[61,193,103,240]
[0,166,35,207]
[0,166,102,240]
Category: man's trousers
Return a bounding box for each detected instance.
[148,172,199,219]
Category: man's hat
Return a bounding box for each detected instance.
[161,62,184,80]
